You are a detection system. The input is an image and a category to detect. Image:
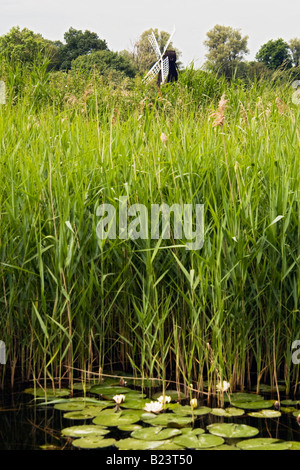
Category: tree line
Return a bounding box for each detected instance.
[0,25,299,81]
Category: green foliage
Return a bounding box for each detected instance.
[256,38,293,70]
[289,38,300,67]
[204,24,249,77]
[71,50,137,80]
[58,27,108,71]
[0,26,59,68]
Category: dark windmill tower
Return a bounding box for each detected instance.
[143,27,178,87]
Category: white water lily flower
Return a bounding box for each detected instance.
[113,394,125,404]
[157,395,171,404]
[190,398,198,409]
[143,401,164,414]
[216,380,230,392]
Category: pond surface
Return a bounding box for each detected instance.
[1,380,300,451]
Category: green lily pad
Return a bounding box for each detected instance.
[281,399,300,406]
[214,444,240,450]
[23,387,70,398]
[152,390,186,401]
[118,424,143,432]
[236,438,291,450]
[287,441,300,450]
[72,436,116,449]
[125,392,147,399]
[172,405,211,416]
[292,410,300,418]
[131,426,182,441]
[207,423,259,439]
[92,409,142,426]
[55,402,87,411]
[248,409,281,418]
[63,408,103,420]
[155,440,184,450]
[210,407,245,417]
[174,433,224,449]
[116,438,166,450]
[281,407,297,414]
[144,413,193,427]
[181,428,205,435]
[120,399,149,410]
[225,392,263,403]
[256,384,286,392]
[61,425,109,437]
[90,384,132,395]
[231,400,275,410]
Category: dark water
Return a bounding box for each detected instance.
[1,383,300,451]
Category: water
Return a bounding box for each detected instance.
[1,382,300,450]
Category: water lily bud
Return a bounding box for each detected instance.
[190,398,198,409]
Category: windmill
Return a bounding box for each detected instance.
[143,27,177,86]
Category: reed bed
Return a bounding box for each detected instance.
[0,59,300,395]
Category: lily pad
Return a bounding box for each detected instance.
[181,428,205,435]
[116,438,166,450]
[90,384,132,395]
[281,399,300,406]
[292,410,300,418]
[120,399,149,410]
[155,440,184,450]
[118,424,143,432]
[61,425,109,437]
[248,409,281,418]
[71,383,93,391]
[287,441,300,450]
[174,433,224,449]
[236,438,291,450]
[210,407,244,417]
[207,423,259,439]
[172,405,211,416]
[63,408,103,420]
[131,426,182,441]
[72,436,116,449]
[92,409,142,426]
[255,384,286,392]
[143,413,193,427]
[230,400,275,410]
[225,392,263,403]
[23,387,70,398]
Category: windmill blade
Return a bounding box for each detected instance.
[162,26,176,56]
[143,59,162,84]
[148,32,162,60]
[161,56,169,85]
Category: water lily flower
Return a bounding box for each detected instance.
[216,380,230,393]
[143,401,164,414]
[157,395,171,404]
[190,398,198,409]
[113,394,125,404]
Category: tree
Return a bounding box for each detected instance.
[128,28,181,75]
[204,25,249,77]
[255,38,292,70]
[0,26,58,67]
[58,27,108,70]
[71,50,137,79]
[289,38,300,67]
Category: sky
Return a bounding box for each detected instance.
[1,0,300,67]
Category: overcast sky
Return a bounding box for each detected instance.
[1,0,300,67]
